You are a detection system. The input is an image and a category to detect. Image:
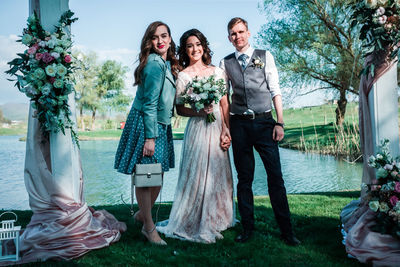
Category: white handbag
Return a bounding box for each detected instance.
[132,162,163,187]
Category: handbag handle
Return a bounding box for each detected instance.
[139,155,158,164]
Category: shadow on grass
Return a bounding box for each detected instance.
[11,192,364,266]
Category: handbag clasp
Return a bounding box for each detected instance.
[147,173,151,178]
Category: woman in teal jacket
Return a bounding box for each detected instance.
[114,21,179,245]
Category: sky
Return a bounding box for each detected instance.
[0,0,326,107]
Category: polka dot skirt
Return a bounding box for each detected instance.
[114,107,175,174]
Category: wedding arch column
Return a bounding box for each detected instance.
[12,0,127,264]
[368,65,399,158]
[29,0,81,207]
[359,61,400,188]
[341,58,400,266]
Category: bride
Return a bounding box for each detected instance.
[157,29,235,243]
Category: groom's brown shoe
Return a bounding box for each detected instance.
[235,230,253,243]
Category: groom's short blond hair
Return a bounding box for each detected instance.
[227,17,248,32]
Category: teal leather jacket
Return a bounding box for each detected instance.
[132,53,176,139]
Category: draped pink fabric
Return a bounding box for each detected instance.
[342,54,400,265]
[0,101,126,265]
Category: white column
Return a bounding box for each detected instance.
[29,0,81,203]
[368,64,400,157]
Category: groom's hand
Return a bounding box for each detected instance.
[272,125,284,142]
[220,127,231,151]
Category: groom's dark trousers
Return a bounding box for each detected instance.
[230,114,293,236]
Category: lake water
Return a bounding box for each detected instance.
[0,135,362,210]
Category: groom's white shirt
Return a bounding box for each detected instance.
[219,46,282,101]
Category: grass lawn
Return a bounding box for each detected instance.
[12,191,364,266]
[78,129,122,140]
[0,125,27,136]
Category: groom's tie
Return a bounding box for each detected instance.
[238,54,249,70]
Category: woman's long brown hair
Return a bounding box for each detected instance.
[134,21,180,85]
[178,29,212,69]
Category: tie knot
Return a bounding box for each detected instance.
[238,54,248,62]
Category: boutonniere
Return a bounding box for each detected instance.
[251,56,265,69]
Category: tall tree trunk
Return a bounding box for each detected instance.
[91,108,96,131]
[335,89,347,126]
[80,106,85,131]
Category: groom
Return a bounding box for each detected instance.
[220,17,300,246]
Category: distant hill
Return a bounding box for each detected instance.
[0,103,29,121]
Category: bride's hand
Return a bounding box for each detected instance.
[220,136,231,151]
[143,139,155,157]
[199,104,213,116]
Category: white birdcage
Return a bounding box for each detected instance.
[0,211,21,262]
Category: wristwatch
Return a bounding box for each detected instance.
[275,122,285,129]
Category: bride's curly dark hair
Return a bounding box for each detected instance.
[178,29,213,68]
[134,21,180,85]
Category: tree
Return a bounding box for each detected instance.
[93,60,131,129]
[72,51,131,130]
[72,50,99,130]
[0,109,11,124]
[257,0,362,126]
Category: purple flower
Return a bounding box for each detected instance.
[390,195,399,207]
[395,182,400,193]
[41,52,54,64]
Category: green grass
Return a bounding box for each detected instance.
[78,129,122,140]
[0,125,27,135]
[10,191,364,266]
[275,103,361,160]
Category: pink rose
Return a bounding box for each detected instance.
[33,43,39,50]
[395,182,400,193]
[64,54,71,63]
[49,77,56,84]
[35,53,43,60]
[41,52,54,64]
[27,46,37,55]
[390,195,399,207]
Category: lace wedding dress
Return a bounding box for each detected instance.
[157,67,235,243]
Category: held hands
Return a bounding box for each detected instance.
[220,126,231,151]
[272,124,284,142]
[143,138,155,157]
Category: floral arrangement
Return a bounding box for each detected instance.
[251,56,265,69]
[180,75,226,123]
[365,139,400,239]
[349,0,400,76]
[5,11,79,145]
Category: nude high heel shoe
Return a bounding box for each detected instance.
[141,226,167,246]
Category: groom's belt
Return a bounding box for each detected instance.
[231,111,272,120]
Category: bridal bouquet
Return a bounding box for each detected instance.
[349,0,400,76]
[5,11,79,145]
[365,139,400,239]
[180,75,226,123]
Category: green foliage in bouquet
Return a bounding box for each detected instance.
[349,0,400,77]
[5,10,79,145]
[366,139,400,239]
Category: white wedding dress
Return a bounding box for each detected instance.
[157,67,235,243]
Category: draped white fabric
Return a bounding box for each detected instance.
[16,94,126,263]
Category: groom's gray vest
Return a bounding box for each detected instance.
[224,49,272,114]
